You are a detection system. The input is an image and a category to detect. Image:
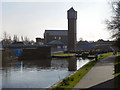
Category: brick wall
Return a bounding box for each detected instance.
[19,46,51,60]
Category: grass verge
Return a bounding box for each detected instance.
[51,53,113,90]
[114,56,120,88]
[53,53,75,57]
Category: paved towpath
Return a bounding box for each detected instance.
[74,55,116,89]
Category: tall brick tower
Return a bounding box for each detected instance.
[67,7,77,51]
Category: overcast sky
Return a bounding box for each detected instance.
[1,0,113,41]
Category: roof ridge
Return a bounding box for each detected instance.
[45,30,68,31]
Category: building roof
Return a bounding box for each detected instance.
[68,7,75,12]
[47,40,64,45]
[6,44,50,48]
[12,42,24,45]
[45,30,68,36]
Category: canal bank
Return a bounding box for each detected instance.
[74,55,116,89]
[50,53,113,89]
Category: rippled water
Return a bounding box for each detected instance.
[2,57,90,88]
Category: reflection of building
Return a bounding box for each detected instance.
[23,59,51,67]
[44,30,68,45]
[68,56,77,71]
[67,7,77,51]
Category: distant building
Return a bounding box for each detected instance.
[44,30,68,46]
[6,41,51,58]
[12,41,24,45]
[1,39,13,47]
[47,40,65,52]
[76,40,114,52]
[36,38,44,45]
[0,44,3,50]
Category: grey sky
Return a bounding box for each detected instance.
[1,0,112,41]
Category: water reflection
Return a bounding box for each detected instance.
[22,59,51,69]
[2,56,90,88]
[68,56,77,71]
[77,57,90,70]
[51,58,68,70]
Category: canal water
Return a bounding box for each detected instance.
[2,57,90,88]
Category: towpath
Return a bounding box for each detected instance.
[74,55,116,89]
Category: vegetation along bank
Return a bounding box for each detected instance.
[51,53,113,89]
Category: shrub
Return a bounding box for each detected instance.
[70,77,74,81]
[60,79,69,86]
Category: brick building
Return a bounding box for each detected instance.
[36,38,44,45]
[44,30,68,46]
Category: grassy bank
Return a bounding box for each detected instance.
[51,53,113,89]
[114,56,120,88]
[53,53,75,57]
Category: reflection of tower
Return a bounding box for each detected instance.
[68,56,77,71]
[67,7,77,51]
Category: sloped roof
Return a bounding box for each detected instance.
[45,30,68,36]
[6,44,50,48]
[47,40,64,45]
[12,42,24,45]
[68,7,75,11]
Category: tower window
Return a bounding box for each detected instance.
[59,37,61,40]
[54,37,57,39]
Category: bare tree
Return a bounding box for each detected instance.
[30,40,35,44]
[13,35,19,42]
[2,32,12,46]
[3,32,9,40]
[106,0,120,48]
[24,36,30,44]
[79,37,83,41]
[21,36,24,42]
